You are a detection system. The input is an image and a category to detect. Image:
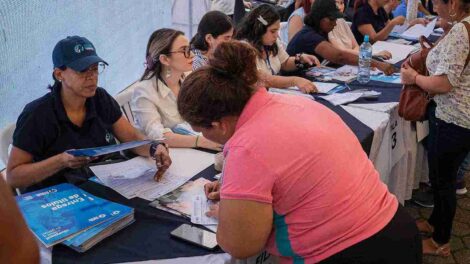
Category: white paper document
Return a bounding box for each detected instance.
[90,148,215,201]
[269,88,315,100]
[191,195,218,225]
[392,23,409,35]
[401,19,437,41]
[372,41,418,64]
[319,92,364,106]
[313,82,339,93]
[90,157,191,201]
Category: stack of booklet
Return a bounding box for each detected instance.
[15,183,134,252]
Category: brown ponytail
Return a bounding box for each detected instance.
[178,40,258,128]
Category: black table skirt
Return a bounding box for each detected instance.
[52,166,223,264]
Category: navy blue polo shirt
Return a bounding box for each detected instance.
[351,3,389,44]
[286,26,328,62]
[13,86,122,191]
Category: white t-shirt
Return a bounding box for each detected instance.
[211,0,235,15]
[328,18,357,51]
[256,39,290,75]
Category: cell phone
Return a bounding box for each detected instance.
[170,224,218,250]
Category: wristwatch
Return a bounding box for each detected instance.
[149,141,168,158]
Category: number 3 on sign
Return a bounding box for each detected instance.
[389,110,405,167]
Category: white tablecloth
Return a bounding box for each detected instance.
[343,103,429,203]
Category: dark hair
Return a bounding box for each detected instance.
[235,4,281,56]
[190,11,234,51]
[301,0,313,14]
[304,0,340,32]
[178,40,258,128]
[47,66,66,90]
[141,28,184,81]
[354,0,385,11]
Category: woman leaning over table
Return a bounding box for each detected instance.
[131,29,222,151]
[190,10,234,70]
[351,0,406,44]
[287,0,395,74]
[178,40,421,263]
[7,36,170,193]
[401,0,470,257]
[235,4,321,93]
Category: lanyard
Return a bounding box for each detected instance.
[264,48,276,75]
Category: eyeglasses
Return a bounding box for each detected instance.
[166,46,192,58]
[77,62,106,77]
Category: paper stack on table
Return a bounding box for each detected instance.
[372,41,418,64]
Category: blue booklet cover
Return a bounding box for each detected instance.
[66,139,153,157]
[62,202,133,248]
[15,183,129,247]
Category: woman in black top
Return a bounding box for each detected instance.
[7,36,171,192]
[287,0,395,74]
[351,0,406,43]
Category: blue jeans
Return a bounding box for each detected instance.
[427,103,470,244]
[457,152,470,183]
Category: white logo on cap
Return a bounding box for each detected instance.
[74,44,84,53]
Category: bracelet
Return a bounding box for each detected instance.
[149,141,167,158]
[195,135,200,148]
[295,53,307,69]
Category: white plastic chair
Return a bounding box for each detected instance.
[0,123,15,166]
[115,81,139,127]
[0,123,21,195]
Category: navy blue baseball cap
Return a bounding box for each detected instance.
[52,36,108,72]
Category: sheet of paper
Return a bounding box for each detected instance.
[319,92,364,106]
[191,195,218,225]
[91,149,215,201]
[168,148,215,179]
[91,157,190,201]
[312,82,339,93]
[67,140,154,157]
[268,88,315,100]
[150,178,211,217]
[372,41,418,64]
[401,19,437,41]
[387,38,412,45]
[392,23,409,35]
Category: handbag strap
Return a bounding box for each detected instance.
[462,21,470,68]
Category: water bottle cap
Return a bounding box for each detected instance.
[364,35,369,43]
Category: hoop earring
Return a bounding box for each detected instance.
[449,9,457,20]
[166,68,171,78]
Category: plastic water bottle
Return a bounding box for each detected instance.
[358,35,372,84]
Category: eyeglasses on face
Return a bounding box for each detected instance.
[77,62,106,77]
[166,46,192,58]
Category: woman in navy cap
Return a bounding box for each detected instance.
[7,36,171,192]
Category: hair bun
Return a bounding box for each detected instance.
[209,40,259,86]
